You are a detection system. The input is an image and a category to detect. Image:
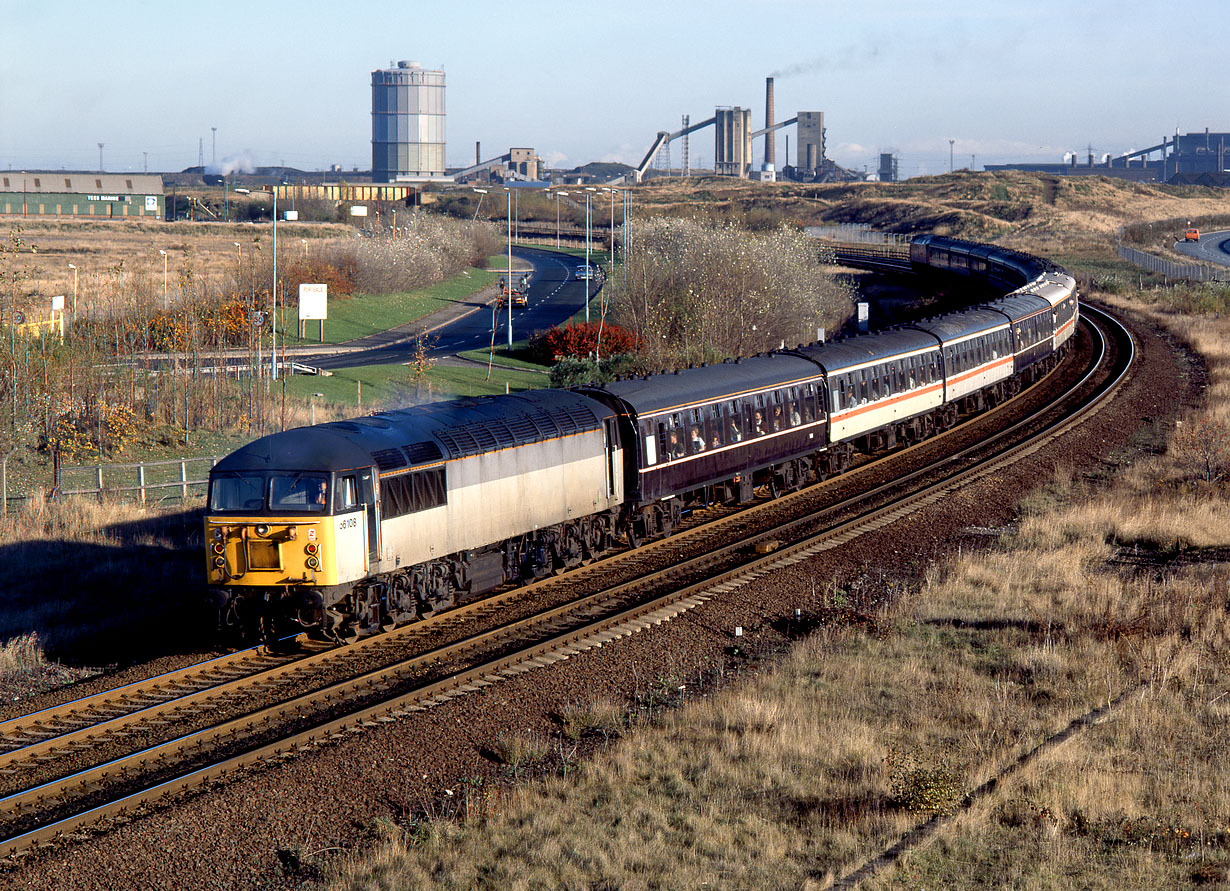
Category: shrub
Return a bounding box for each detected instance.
[528,321,640,363]
[548,353,639,388]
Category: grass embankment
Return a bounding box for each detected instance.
[331,291,1230,887]
[278,256,508,347]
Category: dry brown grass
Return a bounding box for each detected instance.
[0,493,209,665]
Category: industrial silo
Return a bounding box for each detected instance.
[371,60,446,182]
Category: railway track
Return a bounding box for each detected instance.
[0,303,1131,859]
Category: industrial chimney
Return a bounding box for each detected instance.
[764,77,776,168]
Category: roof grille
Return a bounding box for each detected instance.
[371,448,407,471]
[402,441,444,465]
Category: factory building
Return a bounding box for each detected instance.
[986,129,1230,184]
[796,112,825,178]
[715,107,752,177]
[0,173,164,219]
[371,60,450,183]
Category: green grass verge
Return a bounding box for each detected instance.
[279,357,549,410]
[277,266,500,347]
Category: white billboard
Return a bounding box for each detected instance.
[299,284,328,321]
[349,205,368,217]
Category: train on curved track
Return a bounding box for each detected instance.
[205,235,1079,641]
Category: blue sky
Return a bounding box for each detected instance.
[2,0,1226,177]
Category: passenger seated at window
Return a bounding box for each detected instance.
[710,434,721,450]
[752,410,765,436]
[667,429,684,459]
[790,404,801,426]
[771,405,784,431]
[729,419,743,442]
[690,426,705,452]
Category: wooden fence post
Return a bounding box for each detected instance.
[180,460,188,500]
[137,464,146,504]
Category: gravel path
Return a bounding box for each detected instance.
[2,302,1199,890]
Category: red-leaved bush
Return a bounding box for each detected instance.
[529,322,640,362]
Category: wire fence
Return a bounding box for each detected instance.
[2,454,219,516]
[1117,244,1230,283]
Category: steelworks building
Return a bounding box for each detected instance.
[0,173,165,219]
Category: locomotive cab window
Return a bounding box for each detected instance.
[209,473,266,513]
[270,474,330,512]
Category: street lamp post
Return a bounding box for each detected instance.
[554,191,568,248]
[505,188,513,349]
[158,250,167,307]
[602,187,615,266]
[272,189,278,381]
[584,187,596,323]
[310,392,324,425]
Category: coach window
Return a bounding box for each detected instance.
[869,370,880,401]
[727,401,744,442]
[669,414,687,458]
[644,421,658,466]
[769,393,786,432]
[687,408,706,454]
[707,404,724,448]
[750,395,766,436]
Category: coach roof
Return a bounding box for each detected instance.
[590,353,822,416]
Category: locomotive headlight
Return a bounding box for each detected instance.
[304,542,319,556]
[211,542,225,555]
[212,555,226,568]
[255,524,270,537]
[305,555,320,570]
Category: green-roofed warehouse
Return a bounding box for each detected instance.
[0,172,164,219]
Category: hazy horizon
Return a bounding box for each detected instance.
[3,0,1225,179]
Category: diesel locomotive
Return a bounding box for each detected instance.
[205,235,1078,641]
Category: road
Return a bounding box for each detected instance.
[299,245,602,370]
[1173,229,1230,266]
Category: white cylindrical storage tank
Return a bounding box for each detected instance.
[371,60,446,182]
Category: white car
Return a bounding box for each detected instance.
[575,265,596,280]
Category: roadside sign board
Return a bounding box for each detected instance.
[299,284,328,321]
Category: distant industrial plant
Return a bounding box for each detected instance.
[2,56,1229,223]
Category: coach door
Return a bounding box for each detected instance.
[359,468,380,566]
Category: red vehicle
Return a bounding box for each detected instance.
[1185,228,1201,242]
